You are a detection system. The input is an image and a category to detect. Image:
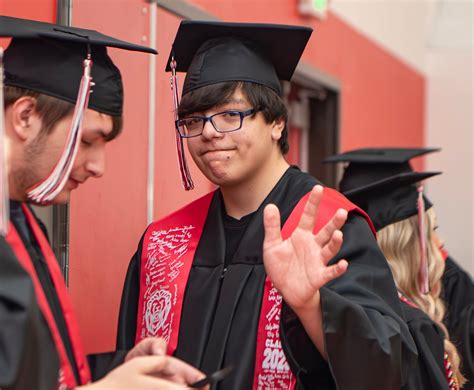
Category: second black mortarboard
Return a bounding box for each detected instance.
[166,20,312,97]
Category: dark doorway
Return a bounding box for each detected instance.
[285,79,340,188]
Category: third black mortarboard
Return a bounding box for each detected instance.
[324,147,441,231]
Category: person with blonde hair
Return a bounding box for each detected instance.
[326,147,466,389]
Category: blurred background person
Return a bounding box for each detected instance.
[326,147,467,389]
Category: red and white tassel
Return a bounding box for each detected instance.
[27,56,94,203]
[417,185,429,294]
[444,352,459,389]
[170,57,193,191]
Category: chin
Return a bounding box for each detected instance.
[205,170,245,188]
[201,167,231,185]
[49,190,71,205]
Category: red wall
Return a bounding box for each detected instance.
[0,0,55,22]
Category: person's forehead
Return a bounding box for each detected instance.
[83,109,113,132]
[218,89,250,106]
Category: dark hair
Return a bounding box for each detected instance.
[4,85,122,140]
[178,81,289,154]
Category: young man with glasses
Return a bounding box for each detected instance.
[118,21,417,389]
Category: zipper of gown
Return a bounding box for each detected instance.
[220,266,228,279]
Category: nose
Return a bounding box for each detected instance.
[85,146,106,178]
[201,118,224,141]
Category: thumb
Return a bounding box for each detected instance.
[151,338,167,356]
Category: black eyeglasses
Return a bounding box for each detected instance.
[175,108,260,138]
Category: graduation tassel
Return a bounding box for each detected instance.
[26,53,94,203]
[170,56,194,191]
[417,185,430,294]
[0,48,10,235]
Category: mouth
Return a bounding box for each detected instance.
[200,148,236,157]
[69,178,84,187]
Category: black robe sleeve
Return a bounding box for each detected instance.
[0,237,59,390]
[442,256,474,387]
[280,214,418,390]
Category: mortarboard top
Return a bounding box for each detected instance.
[165,20,313,96]
[0,15,157,116]
[324,147,440,165]
[324,147,441,231]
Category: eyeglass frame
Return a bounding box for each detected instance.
[175,107,261,138]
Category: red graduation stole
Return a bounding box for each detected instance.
[135,188,372,389]
[6,204,91,388]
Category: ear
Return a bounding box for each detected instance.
[270,116,285,141]
[9,96,41,141]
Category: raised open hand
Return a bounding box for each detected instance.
[263,185,348,313]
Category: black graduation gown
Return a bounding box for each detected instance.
[0,236,59,390]
[118,167,417,390]
[442,256,474,387]
[9,202,127,384]
[400,301,449,390]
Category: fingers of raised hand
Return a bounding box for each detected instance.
[320,230,344,264]
[298,185,323,231]
[263,203,283,248]
[319,259,348,286]
[315,208,348,247]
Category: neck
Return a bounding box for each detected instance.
[8,173,27,202]
[6,134,29,202]
[220,155,289,219]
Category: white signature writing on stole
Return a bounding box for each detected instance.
[143,225,195,337]
[260,286,291,381]
[266,287,282,322]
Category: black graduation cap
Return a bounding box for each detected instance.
[0,15,157,116]
[166,20,313,96]
[324,148,441,231]
[0,16,157,204]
